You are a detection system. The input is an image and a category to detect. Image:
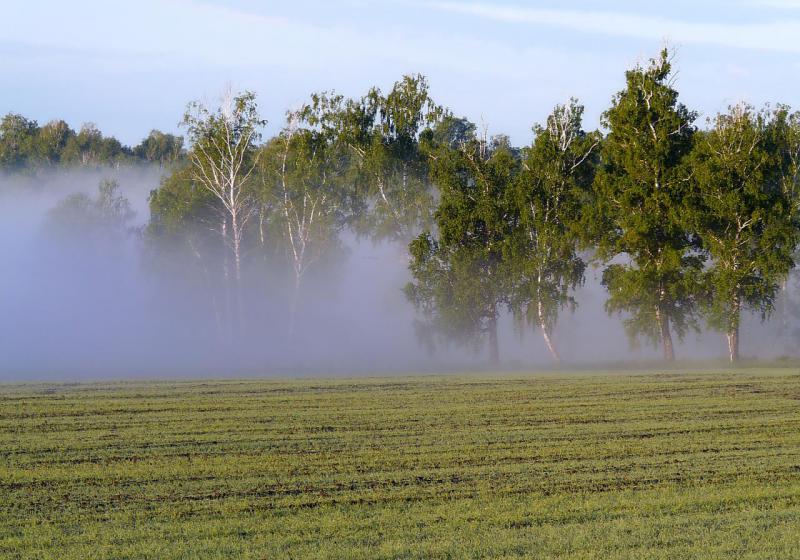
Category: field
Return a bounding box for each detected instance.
[2,369,800,559]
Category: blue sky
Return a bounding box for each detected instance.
[3,0,800,145]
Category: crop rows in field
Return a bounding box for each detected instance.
[2,370,800,558]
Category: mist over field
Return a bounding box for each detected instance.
[0,166,795,381]
[0,167,455,379]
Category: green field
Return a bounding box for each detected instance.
[2,369,800,559]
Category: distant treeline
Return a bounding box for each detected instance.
[0,115,184,170]
[10,48,800,365]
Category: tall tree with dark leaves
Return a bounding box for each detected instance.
[405,134,517,364]
[510,100,600,362]
[771,108,800,347]
[688,104,797,361]
[592,49,701,361]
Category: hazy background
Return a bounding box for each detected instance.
[0,167,794,380]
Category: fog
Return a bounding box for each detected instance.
[0,167,796,381]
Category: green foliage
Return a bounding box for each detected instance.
[600,261,703,346]
[0,113,39,168]
[687,104,797,355]
[4,371,800,558]
[183,91,264,150]
[134,129,184,166]
[36,119,75,165]
[145,165,231,327]
[422,114,476,151]
[774,107,800,206]
[59,123,130,166]
[406,136,518,362]
[147,165,217,240]
[592,49,702,356]
[315,74,448,241]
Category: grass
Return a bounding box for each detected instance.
[2,368,800,559]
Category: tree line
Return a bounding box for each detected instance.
[0,114,184,170]
[408,51,799,364]
[8,49,800,364]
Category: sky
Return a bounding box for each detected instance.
[3,0,800,146]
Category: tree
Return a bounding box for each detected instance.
[688,104,797,361]
[45,179,134,241]
[592,49,701,361]
[182,90,265,329]
[405,134,517,364]
[426,115,477,150]
[0,113,38,169]
[509,100,600,362]
[134,130,184,167]
[330,74,446,241]
[258,107,348,335]
[62,123,130,166]
[36,120,75,166]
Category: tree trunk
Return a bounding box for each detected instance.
[537,298,561,363]
[188,239,224,341]
[727,294,740,363]
[288,271,301,338]
[726,328,739,363]
[655,304,675,362]
[230,207,246,336]
[221,218,233,343]
[488,308,499,366]
[259,209,266,248]
[779,277,789,353]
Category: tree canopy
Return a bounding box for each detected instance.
[405,134,517,363]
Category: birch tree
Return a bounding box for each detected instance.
[259,107,347,335]
[688,104,797,361]
[182,90,264,329]
[510,100,600,362]
[592,49,701,361]
[331,74,446,241]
